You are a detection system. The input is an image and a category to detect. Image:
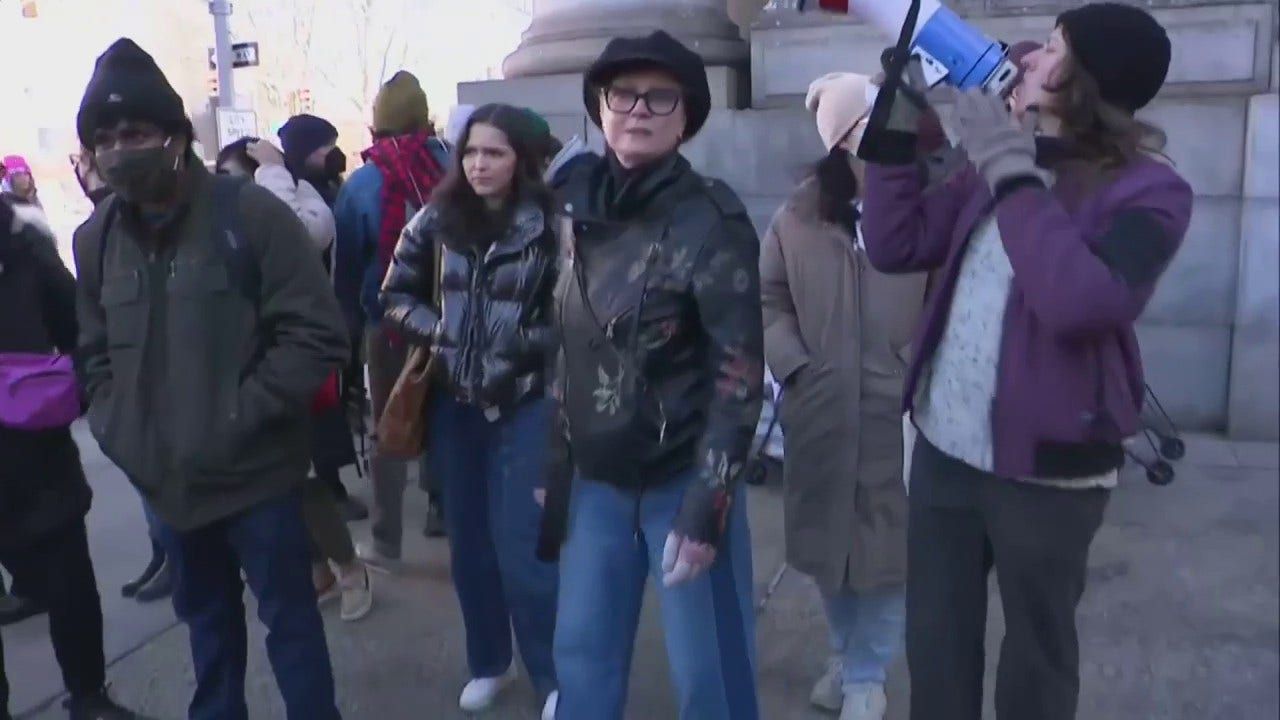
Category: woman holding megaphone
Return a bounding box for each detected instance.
[858,4,1191,720]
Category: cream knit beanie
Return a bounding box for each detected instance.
[805,72,872,153]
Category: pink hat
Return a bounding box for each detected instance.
[805,73,873,153]
[2,155,31,176]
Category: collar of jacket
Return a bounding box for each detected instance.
[435,195,549,263]
[589,151,691,222]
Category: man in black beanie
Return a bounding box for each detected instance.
[73,38,347,720]
[278,113,347,208]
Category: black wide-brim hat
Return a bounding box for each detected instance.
[583,30,711,141]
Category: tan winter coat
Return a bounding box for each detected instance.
[761,179,926,593]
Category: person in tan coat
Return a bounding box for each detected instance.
[761,71,927,720]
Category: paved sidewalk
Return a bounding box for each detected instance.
[8,430,1278,719]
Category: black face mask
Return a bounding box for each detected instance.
[96,138,181,205]
[323,148,347,177]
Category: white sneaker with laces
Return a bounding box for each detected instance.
[458,664,517,712]
[338,565,373,622]
[840,682,887,720]
[541,690,559,720]
[810,657,844,712]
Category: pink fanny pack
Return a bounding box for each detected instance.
[0,353,81,430]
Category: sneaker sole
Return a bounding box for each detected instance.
[458,669,518,713]
[340,597,374,622]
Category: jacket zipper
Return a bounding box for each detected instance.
[465,253,486,400]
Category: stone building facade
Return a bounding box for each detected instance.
[460,0,1279,440]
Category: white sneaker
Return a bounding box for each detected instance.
[541,690,559,720]
[840,683,887,720]
[810,657,844,712]
[458,664,517,712]
[338,565,373,622]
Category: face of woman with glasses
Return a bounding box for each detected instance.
[599,68,687,169]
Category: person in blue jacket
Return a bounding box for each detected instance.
[333,71,450,565]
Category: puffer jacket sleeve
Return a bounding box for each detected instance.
[254,164,336,253]
[379,207,441,346]
[30,225,78,354]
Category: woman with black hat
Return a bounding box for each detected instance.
[857,5,1192,719]
[539,30,764,720]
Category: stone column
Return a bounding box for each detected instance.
[502,0,750,78]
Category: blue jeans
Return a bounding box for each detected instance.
[554,473,758,720]
[429,394,559,698]
[154,492,339,720]
[822,584,906,686]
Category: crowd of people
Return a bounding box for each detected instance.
[0,3,1192,719]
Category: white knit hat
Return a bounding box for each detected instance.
[444,104,476,147]
[805,72,872,153]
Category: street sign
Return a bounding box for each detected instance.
[207,41,261,70]
[216,108,258,150]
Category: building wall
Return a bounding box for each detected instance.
[463,0,1279,438]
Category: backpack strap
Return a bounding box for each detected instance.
[208,175,260,306]
[93,196,121,293]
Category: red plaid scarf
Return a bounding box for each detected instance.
[362,129,447,270]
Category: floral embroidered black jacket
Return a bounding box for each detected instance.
[539,152,764,551]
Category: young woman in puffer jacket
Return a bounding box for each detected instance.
[857,5,1192,720]
[381,103,561,719]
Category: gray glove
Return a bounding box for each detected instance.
[950,89,1045,193]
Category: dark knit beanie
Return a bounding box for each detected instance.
[278,114,339,176]
[77,38,188,148]
[1057,3,1171,112]
[583,30,711,141]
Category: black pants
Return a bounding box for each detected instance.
[0,521,106,715]
[906,437,1109,720]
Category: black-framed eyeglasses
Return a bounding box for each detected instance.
[603,86,683,116]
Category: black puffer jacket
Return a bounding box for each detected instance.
[0,199,90,549]
[381,197,558,410]
[543,152,763,550]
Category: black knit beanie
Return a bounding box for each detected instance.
[583,30,712,141]
[278,114,339,177]
[1057,3,1171,112]
[77,38,188,148]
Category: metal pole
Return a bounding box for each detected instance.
[209,0,236,108]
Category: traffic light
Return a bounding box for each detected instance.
[299,88,313,113]
[207,72,219,97]
[21,1,38,18]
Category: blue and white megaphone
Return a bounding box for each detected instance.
[800,0,1020,96]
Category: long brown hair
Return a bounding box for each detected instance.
[432,103,554,241]
[1045,50,1168,171]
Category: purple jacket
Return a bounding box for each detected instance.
[862,154,1193,478]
